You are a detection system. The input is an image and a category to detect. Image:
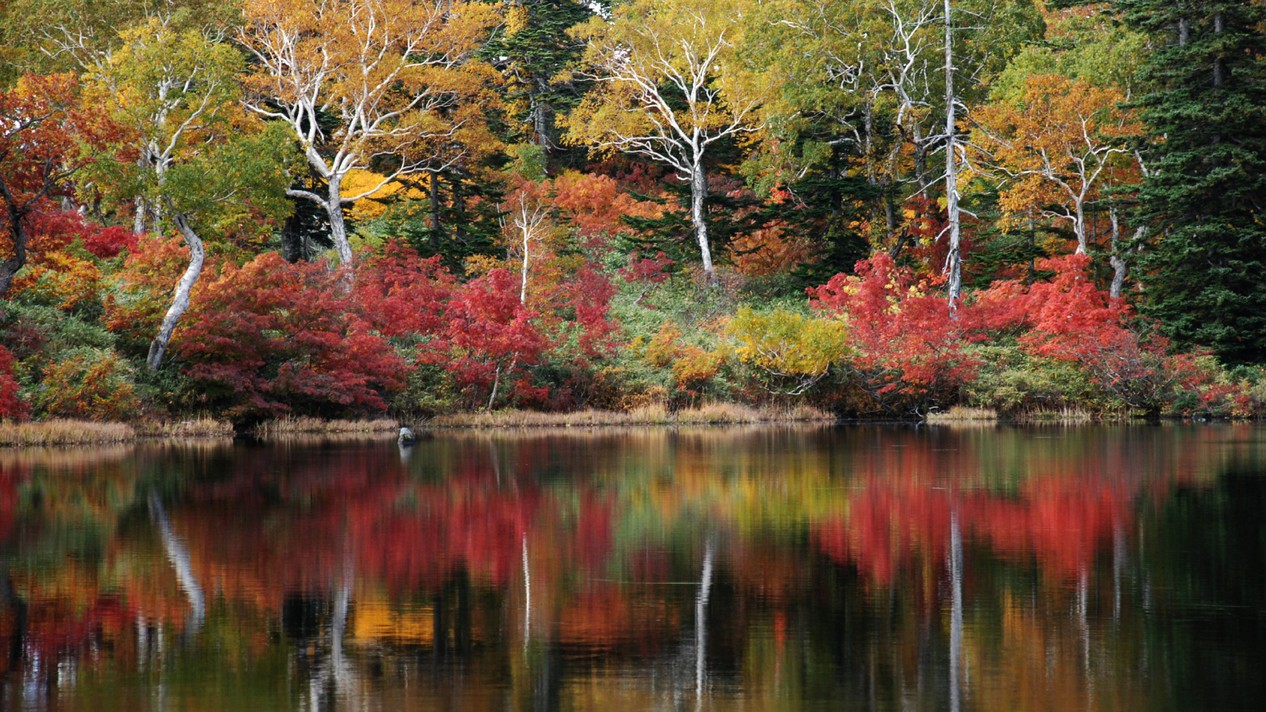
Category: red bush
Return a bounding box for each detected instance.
[811,253,978,413]
[0,345,28,421]
[174,254,404,421]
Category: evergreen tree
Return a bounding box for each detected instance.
[1119,0,1266,364]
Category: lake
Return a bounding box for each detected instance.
[1,424,1264,711]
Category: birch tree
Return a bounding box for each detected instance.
[91,18,242,234]
[85,21,295,371]
[238,0,498,266]
[139,124,297,370]
[565,0,765,281]
[972,74,1143,256]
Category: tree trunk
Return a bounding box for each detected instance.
[520,219,530,305]
[690,164,715,282]
[943,0,962,311]
[133,198,148,235]
[1074,200,1087,254]
[1213,13,1225,87]
[0,177,32,296]
[326,177,354,266]
[0,200,27,297]
[147,213,205,371]
[1109,207,1127,299]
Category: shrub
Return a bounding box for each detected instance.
[34,347,141,421]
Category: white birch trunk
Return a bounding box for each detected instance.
[943,0,962,311]
[691,164,715,282]
[1109,207,1127,299]
[327,176,354,266]
[1074,200,1088,255]
[147,213,205,371]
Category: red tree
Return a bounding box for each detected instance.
[174,254,404,421]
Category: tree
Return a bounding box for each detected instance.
[86,22,297,370]
[0,73,117,296]
[565,0,766,281]
[971,74,1143,256]
[239,0,499,266]
[482,0,594,151]
[1116,0,1266,364]
[175,253,405,423]
[140,125,297,370]
[727,306,850,395]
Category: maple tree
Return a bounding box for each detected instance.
[0,73,119,296]
[434,268,546,411]
[0,344,27,420]
[811,253,979,413]
[173,253,405,422]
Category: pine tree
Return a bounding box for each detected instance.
[1119,0,1266,364]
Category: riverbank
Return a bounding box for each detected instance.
[0,404,838,446]
[0,417,233,446]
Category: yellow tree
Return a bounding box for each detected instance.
[971,74,1143,257]
[239,0,499,266]
[564,0,765,282]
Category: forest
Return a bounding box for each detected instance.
[1,0,1264,427]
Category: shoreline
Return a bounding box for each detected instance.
[1,406,1254,447]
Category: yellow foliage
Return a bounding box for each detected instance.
[727,307,850,378]
[343,170,430,221]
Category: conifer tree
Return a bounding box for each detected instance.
[1118,0,1266,363]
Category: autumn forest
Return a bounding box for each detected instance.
[2,0,1265,426]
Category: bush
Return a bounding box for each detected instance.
[34,347,141,421]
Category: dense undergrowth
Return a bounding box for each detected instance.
[1,212,1261,430]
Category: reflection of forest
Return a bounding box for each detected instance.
[0,425,1263,710]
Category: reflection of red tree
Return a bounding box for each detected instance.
[967,477,1130,579]
[352,486,543,591]
[0,465,27,543]
[815,477,952,587]
[813,474,1133,587]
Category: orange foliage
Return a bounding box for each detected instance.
[547,170,663,244]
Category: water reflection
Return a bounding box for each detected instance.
[0,425,1263,710]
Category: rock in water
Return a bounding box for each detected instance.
[398,426,415,447]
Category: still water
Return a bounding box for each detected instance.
[1,424,1264,711]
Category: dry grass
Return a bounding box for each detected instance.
[0,419,136,447]
[1007,407,1098,424]
[428,403,836,430]
[135,417,234,439]
[254,417,399,439]
[926,406,999,424]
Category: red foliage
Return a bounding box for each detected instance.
[352,241,456,338]
[811,253,978,412]
[620,251,674,285]
[561,264,618,357]
[175,254,404,420]
[548,170,663,245]
[0,345,28,420]
[104,235,191,352]
[433,268,546,408]
[974,255,1170,409]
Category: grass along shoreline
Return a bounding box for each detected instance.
[0,418,232,447]
[2,403,1219,446]
[0,405,836,445]
[425,403,836,429]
